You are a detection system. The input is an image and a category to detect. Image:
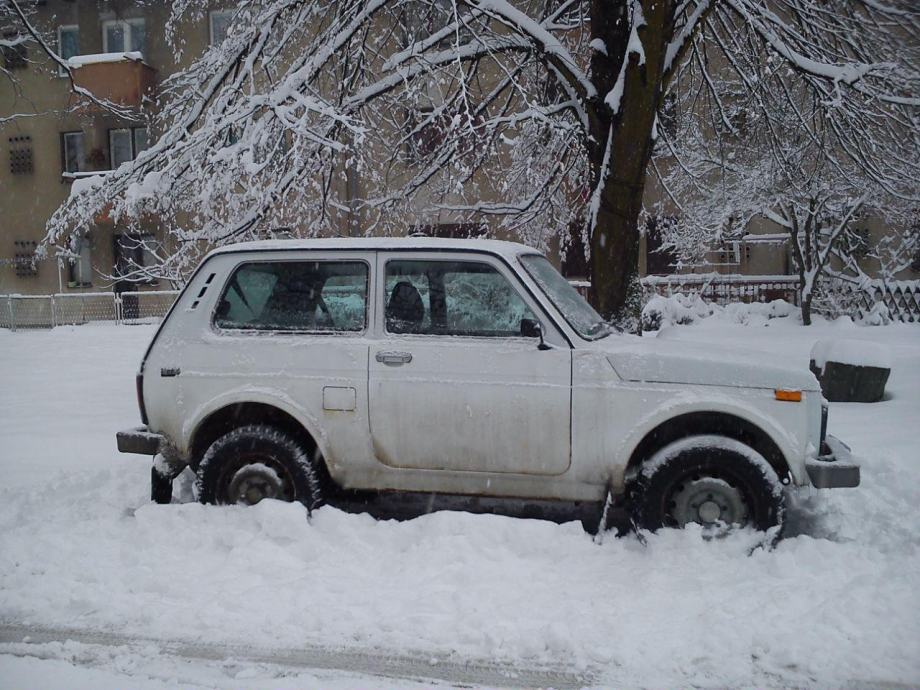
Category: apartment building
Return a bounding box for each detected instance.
[0,1,232,295]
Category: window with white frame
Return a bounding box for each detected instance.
[209,10,234,45]
[57,25,79,75]
[61,131,85,173]
[102,18,146,54]
[109,126,148,168]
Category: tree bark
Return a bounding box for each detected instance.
[587,0,674,331]
[801,291,813,326]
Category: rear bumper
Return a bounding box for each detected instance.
[116,426,164,455]
[805,435,860,489]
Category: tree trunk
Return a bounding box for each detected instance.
[587,0,674,331]
[800,284,813,326]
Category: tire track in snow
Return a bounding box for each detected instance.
[0,621,599,689]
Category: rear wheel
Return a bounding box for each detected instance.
[196,425,321,511]
[629,435,784,532]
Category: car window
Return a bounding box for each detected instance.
[519,254,611,340]
[215,260,367,332]
[385,259,536,337]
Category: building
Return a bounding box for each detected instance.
[1,1,232,295]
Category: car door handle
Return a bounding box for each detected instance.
[376,351,413,365]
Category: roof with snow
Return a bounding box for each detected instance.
[208,237,542,259]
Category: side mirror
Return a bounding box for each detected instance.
[520,318,551,350]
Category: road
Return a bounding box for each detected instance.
[0,622,600,689]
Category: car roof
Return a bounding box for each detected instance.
[206,237,542,261]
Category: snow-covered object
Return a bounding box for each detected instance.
[810,339,892,372]
[861,302,891,327]
[643,293,795,330]
[67,51,143,67]
[640,435,781,497]
[608,338,819,392]
[132,239,845,511]
[642,293,714,330]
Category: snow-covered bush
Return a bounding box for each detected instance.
[721,299,796,325]
[642,293,796,330]
[861,302,892,327]
[641,294,714,331]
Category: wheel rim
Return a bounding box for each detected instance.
[669,476,749,528]
[219,454,295,505]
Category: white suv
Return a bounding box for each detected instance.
[117,238,858,532]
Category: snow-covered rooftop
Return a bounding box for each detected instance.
[209,236,541,259]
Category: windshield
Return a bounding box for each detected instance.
[519,255,611,340]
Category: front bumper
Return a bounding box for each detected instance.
[805,435,860,488]
[116,425,165,455]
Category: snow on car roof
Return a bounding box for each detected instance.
[207,236,542,260]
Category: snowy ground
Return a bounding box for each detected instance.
[1,315,918,689]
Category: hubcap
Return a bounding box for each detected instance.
[670,477,748,528]
[226,462,284,505]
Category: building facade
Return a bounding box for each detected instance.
[0,1,231,295]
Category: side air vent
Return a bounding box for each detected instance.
[189,272,216,310]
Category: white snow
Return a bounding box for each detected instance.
[810,338,892,371]
[67,51,144,67]
[1,318,919,688]
[604,0,646,114]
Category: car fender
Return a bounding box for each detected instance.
[180,385,332,465]
[614,387,805,485]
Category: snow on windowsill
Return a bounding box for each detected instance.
[67,51,144,68]
[62,171,114,179]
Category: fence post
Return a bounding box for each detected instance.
[7,295,14,333]
[50,294,57,329]
[114,293,122,325]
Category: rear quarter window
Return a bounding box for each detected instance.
[214,260,368,332]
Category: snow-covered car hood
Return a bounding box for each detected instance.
[602,336,820,391]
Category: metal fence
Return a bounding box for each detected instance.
[1,290,179,330]
[642,274,801,306]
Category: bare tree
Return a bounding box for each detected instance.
[22,0,919,328]
[2,0,134,124]
[652,4,919,325]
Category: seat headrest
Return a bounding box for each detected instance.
[387,281,424,330]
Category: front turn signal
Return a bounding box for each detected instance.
[775,389,803,402]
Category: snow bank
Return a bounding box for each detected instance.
[1,322,920,688]
[811,338,893,371]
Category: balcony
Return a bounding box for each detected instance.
[69,52,156,110]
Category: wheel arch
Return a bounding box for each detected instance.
[188,399,332,486]
[625,411,792,484]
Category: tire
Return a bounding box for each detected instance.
[628,435,784,532]
[196,425,322,511]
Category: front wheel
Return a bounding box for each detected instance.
[628,435,784,532]
[196,425,321,511]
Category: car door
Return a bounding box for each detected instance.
[177,252,374,467]
[368,252,572,476]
